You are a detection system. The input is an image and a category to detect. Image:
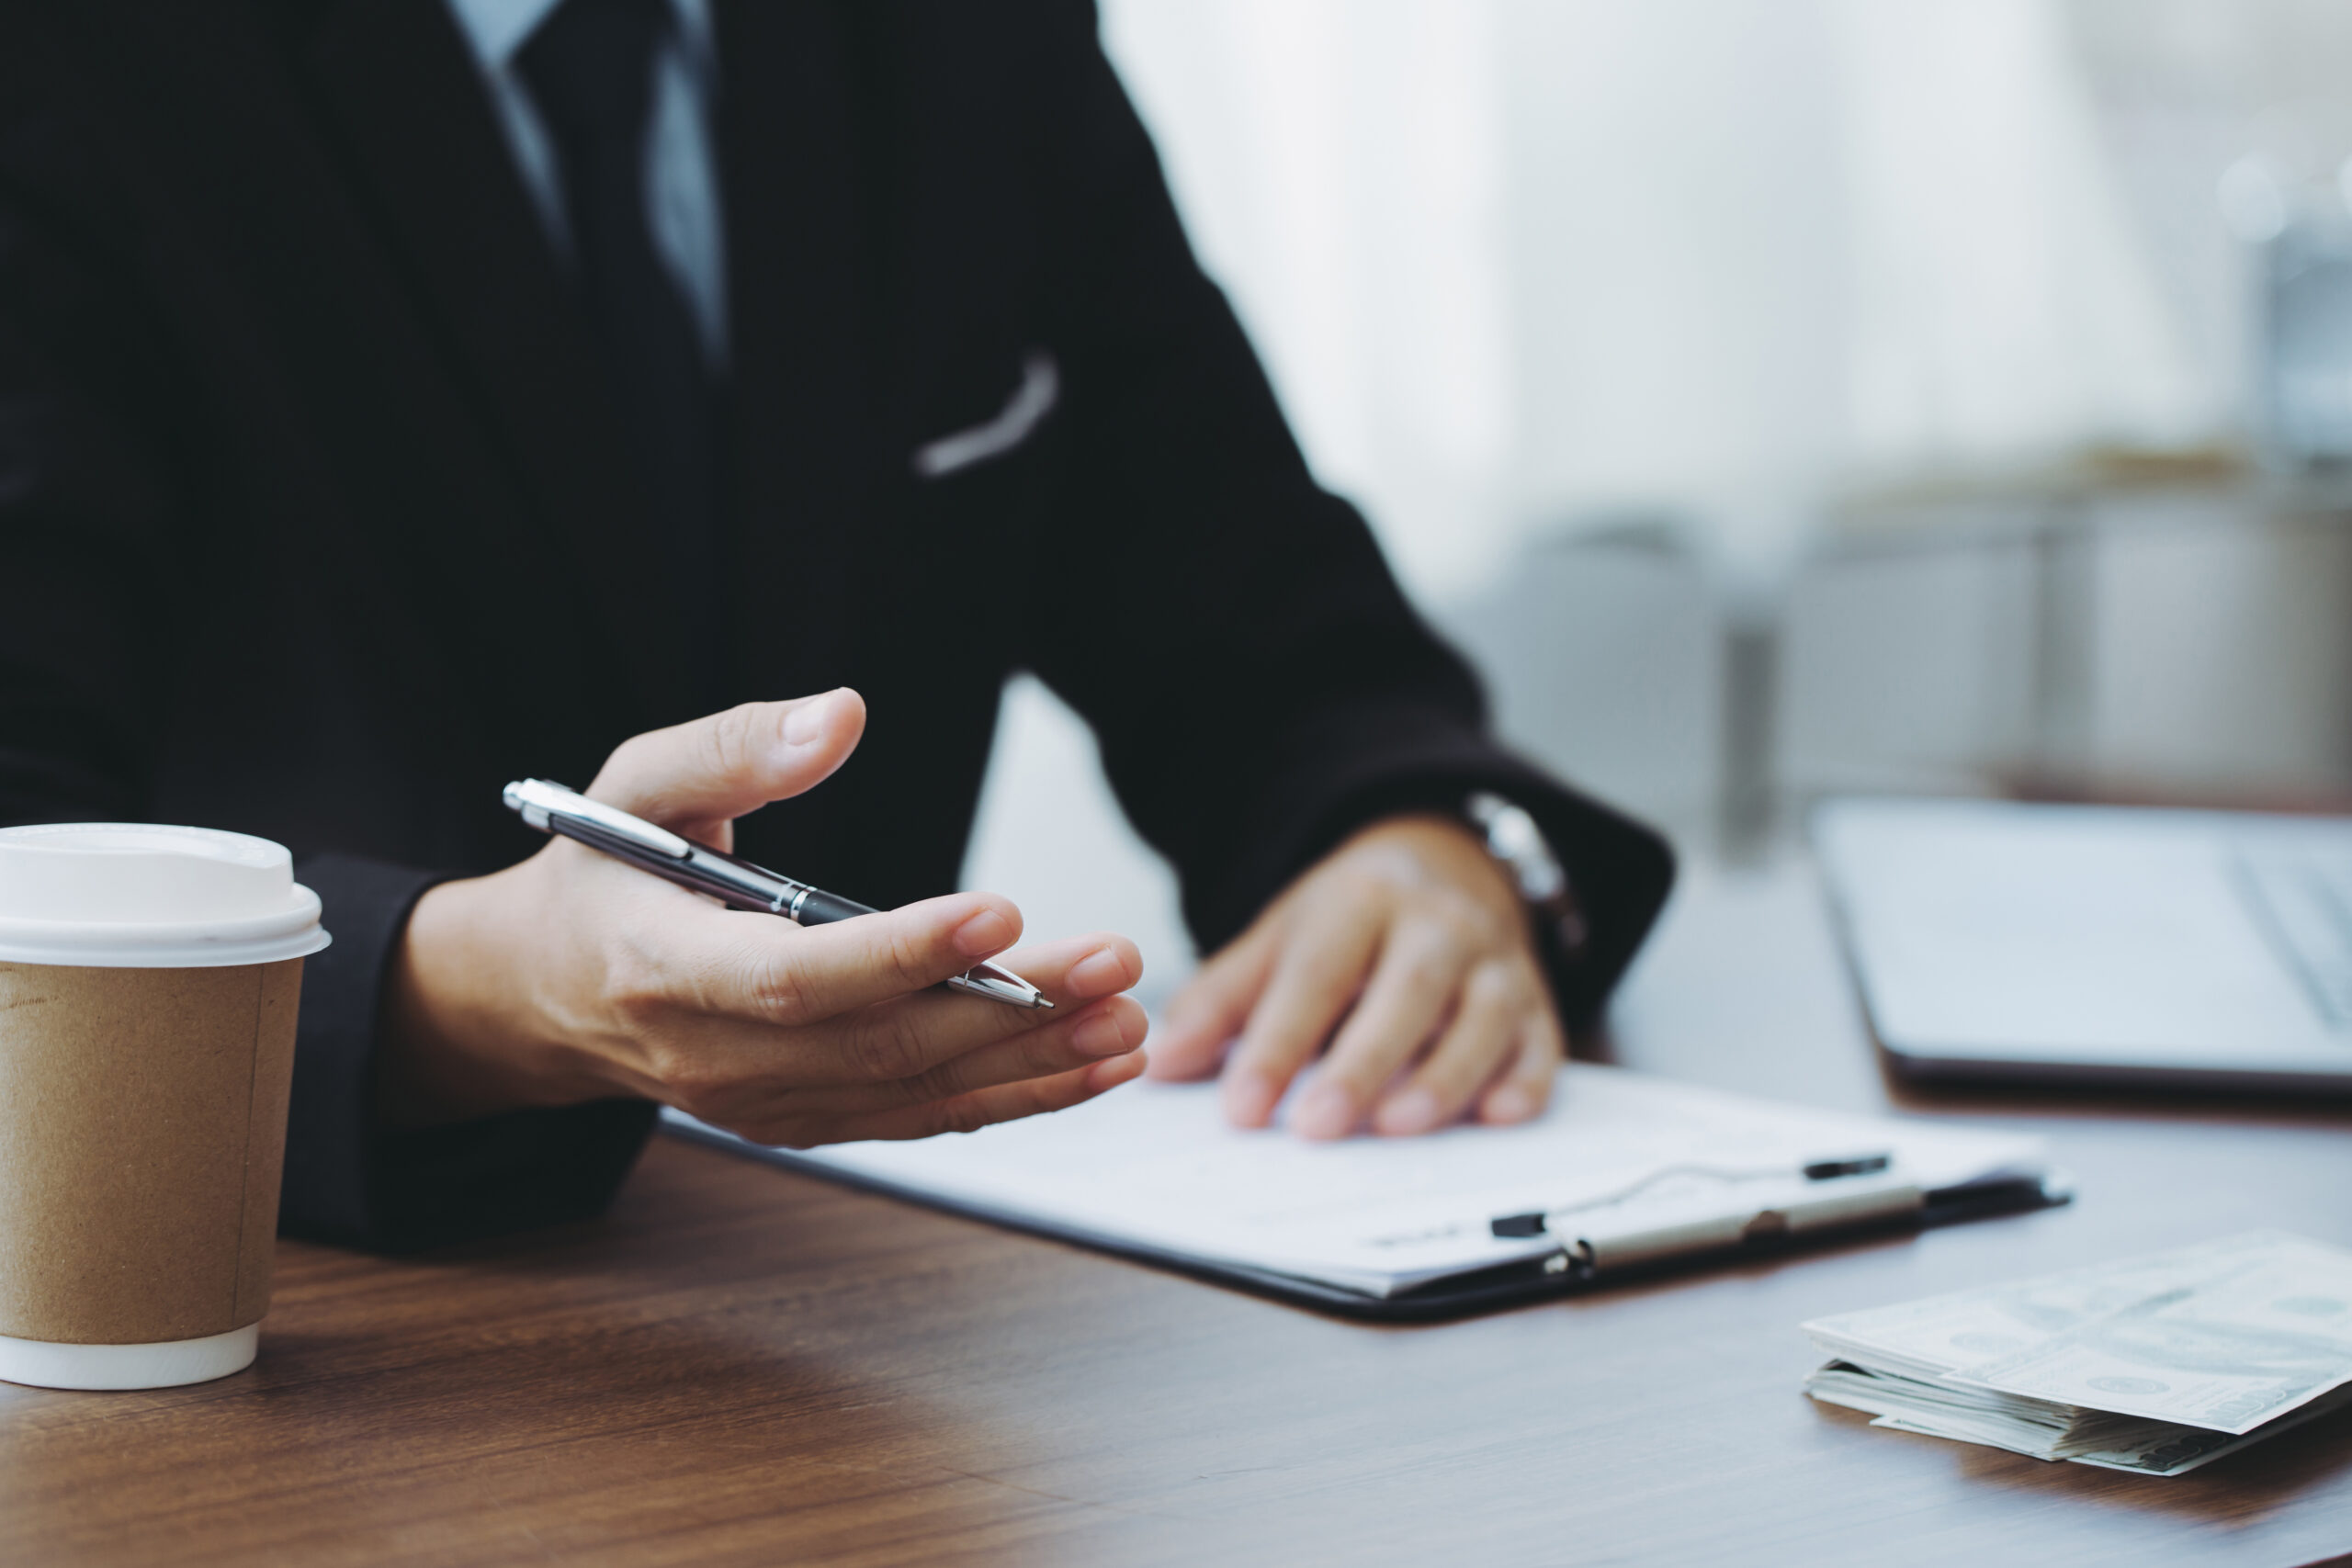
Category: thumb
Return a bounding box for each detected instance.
[587,690,866,840]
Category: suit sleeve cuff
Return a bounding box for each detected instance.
[280,852,657,1253]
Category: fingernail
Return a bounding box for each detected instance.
[1072,1006,1133,1056]
[1376,1089,1442,1135]
[953,908,1014,956]
[1293,1081,1357,1140]
[1486,1085,1535,1123]
[1222,1068,1277,1127]
[1086,1052,1147,1093]
[782,691,840,747]
[1067,946,1129,998]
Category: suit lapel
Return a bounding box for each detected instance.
[301,0,699,728]
[712,0,877,697]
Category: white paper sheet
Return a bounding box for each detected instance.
[665,1065,2045,1299]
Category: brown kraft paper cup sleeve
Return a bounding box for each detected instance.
[0,958,305,1345]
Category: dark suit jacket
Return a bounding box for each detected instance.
[0,0,1674,1251]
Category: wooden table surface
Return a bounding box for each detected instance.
[6,860,2352,1567]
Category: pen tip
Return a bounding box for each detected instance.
[1034,996,1055,1010]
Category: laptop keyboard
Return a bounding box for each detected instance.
[2236,852,2352,1028]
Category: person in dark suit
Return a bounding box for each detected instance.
[0,0,1672,1252]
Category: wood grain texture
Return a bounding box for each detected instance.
[0,861,2347,1566]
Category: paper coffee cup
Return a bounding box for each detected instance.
[0,824,329,1389]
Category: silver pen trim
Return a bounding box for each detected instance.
[506,779,695,859]
[949,970,1053,1009]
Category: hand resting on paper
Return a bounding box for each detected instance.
[1148,815,1566,1139]
[378,691,1148,1143]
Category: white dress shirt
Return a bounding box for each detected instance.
[443,0,729,367]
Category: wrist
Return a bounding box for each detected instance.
[377,873,601,1127]
[1340,811,1526,927]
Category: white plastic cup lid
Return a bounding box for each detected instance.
[0,823,330,968]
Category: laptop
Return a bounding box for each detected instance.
[1813,796,2352,1091]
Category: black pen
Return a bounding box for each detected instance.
[503,778,1052,1010]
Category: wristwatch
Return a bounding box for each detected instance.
[1464,792,1589,964]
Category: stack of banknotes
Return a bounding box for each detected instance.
[1802,1231,2352,1476]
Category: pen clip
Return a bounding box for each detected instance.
[503,779,695,861]
[1486,1150,1900,1240]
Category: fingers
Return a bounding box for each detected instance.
[809,930,1143,1083]
[596,909,1149,1137]
[1148,922,1278,1082]
[1056,936,1145,1006]
[1478,1011,1565,1125]
[628,926,1144,1125]
[852,924,1141,1023]
[1219,899,1383,1128]
[870,993,1148,1109]
[1372,959,1532,1135]
[1292,917,1470,1139]
[587,690,867,840]
[685,888,1029,1030]
[773,1050,1150,1147]
[695,990,1148,1134]
[685,923,1140,1085]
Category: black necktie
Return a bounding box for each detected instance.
[516,0,725,705]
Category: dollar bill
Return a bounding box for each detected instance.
[1942,1234,2352,1434]
[1803,1231,2296,1381]
[2071,1383,2352,1475]
[1801,1231,2352,1473]
[1808,1362,2352,1476]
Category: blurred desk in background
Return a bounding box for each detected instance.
[3,860,2349,1567]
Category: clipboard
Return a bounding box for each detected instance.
[662,1065,2065,1321]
